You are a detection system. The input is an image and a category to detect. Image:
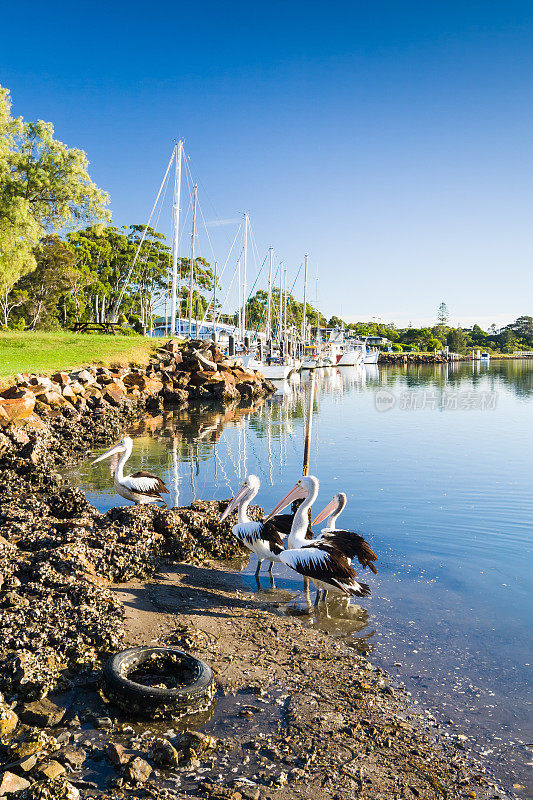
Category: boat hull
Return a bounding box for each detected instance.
[337,350,364,366]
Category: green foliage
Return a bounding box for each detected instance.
[0,84,109,326]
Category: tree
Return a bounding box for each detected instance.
[447,328,467,352]
[0,87,40,325]
[16,235,79,328]
[0,84,110,325]
[328,315,346,328]
[437,302,449,326]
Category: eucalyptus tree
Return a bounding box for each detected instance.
[0,84,109,325]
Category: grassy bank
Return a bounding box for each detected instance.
[0,331,158,382]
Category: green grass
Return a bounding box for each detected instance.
[0,331,158,383]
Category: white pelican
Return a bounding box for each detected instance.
[92,436,169,505]
[312,493,378,574]
[219,474,294,579]
[265,477,371,603]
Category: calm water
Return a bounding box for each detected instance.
[69,360,533,794]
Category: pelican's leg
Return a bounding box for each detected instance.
[268,561,274,574]
[255,559,262,578]
[314,590,321,608]
[321,590,328,602]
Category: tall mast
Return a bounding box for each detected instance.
[212,260,217,333]
[237,257,242,337]
[302,253,308,344]
[170,139,183,336]
[242,212,248,340]
[266,246,273,341]
[283,267,288,341]
[279,263,283,343]
[316,277,320,352]
[187,184,198,338]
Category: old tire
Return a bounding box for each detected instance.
[102,646,216,718]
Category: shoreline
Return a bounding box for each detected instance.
[0,350,514,799]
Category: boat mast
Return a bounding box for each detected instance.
[187,184,198,338]
[242,211,248,341]
[302,253,308,345]
[237,257,242,338]
[279,263,283,345]
[316,277,320,353]
[266,246,273,342]
[283,267,288,354]
[170,139,183,336]
[212,260,217,339]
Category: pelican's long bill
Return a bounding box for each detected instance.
[91,442,125,465]
[312,498,339,526]
[220,483,249,523]
[264,480,307,522]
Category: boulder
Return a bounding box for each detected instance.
[38,759,66,780]
[0,772,30,794]
[20,697,66,727]
[0,388,36,421]
[102,382,126,407]
[61,385,77,404]
[52,371,70,387]
[29,375,53,390]
[38,390,73,409]
[126,756,152,783]
[152,737,180,768]
[69,381,85,395]
[75,369,96,385]
[107,742,131,767]
[123,373,148,391]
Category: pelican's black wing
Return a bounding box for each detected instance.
[320,529,378,573]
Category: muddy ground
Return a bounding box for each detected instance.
[70,562,507,800]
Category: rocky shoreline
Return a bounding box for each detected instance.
[0,347,511,800]
[0,338,276,426]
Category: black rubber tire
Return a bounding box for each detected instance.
[102,646,216,718]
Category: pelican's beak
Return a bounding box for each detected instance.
[312,498,338,526]
[220,483,249,523]
[264,481,307,522]
[91,443,125,465]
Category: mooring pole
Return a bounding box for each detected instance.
[303,370,316,476]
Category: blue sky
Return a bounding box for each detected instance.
[2,1,533,327]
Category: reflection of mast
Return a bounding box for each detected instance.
[171,436,180,507]
[188,443,195,501]
[267,404,273,484]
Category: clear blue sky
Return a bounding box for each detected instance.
[2,0,533,328]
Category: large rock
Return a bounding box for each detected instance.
[20,697,66,727]
[126,756,152,783]
[123,373,148,391]
[0,772,30,794]
[52,371,70,387]
[102,381,126,407]
[0,388,36,421]
[37,390,73,409]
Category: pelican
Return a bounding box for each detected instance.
[219,474,294,579]
[92,436,169,505]
[265,477,371,604]
[312,493,378,574]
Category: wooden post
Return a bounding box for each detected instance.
[303,371,316,476]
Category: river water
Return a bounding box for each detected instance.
[70,359,533,795]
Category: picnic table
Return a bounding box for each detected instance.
[71,322,121,335]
